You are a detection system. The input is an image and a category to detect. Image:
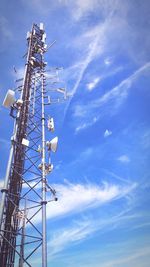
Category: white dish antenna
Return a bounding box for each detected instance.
[46,137,58,152]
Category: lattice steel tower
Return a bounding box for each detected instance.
[0,23,66,267]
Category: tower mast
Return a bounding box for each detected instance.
[0,23,62,267]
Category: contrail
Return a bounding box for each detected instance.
[62,35,100,124]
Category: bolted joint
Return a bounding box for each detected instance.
[1,188,8,193]
[41,117,45,121]
[11,135,15,144]
[41,200,47,205]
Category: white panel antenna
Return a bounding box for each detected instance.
[47,117,54,132]
[22,138,29,147]
[40,23,44,31]
[26,31,30,40]
[3,90,16,108]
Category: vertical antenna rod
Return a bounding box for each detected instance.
[41,67,47,267]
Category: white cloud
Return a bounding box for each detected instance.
[46,194,138,258]
[73,62,150,121]
[71,35,101,94]
[102,168,131,184]
[104,129,112,138]
[30,181,137,225]
[25,178,137,238]
[47,182,120,219]
[87,77,100,91]
[75,123,89,133]
[104,57,113,66]
[63,35,101,120]
[63,18,112,121]
[63,7,139,123]
[96,62,150,108]
[58,0,101,21]
[30,180,137,261]
[75,116,99,133]
[73,104,87,118]
[117,155,130,163]
[47,219,92,257]
[46,210,132,257]
[62,0,126,22]
[103,246,150,267]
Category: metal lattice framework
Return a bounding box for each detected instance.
[0,23,66,267]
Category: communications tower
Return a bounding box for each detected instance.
[0,23,67,267]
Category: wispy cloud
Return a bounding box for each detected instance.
[63,16,115,121]
[29,178,138,263]
[72,36,100,94]
[101,168,131,184]
[96,62,150,107]
[47,219,92,256]
[63,6,141,124]
[117,155,130,163]
[62,0,126,22]
[86,77,100,91]
[104,129,112,138]
[104,57,113,66]
[75,117,99,133]
[46,204,140,258]
[72,62,150,132]
[56,236,150,267]
[47,182,122,218]
[102,246,150,267]
[30,181,137,225]
[63,34,101,119]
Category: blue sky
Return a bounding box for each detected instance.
[0,0,150,266]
